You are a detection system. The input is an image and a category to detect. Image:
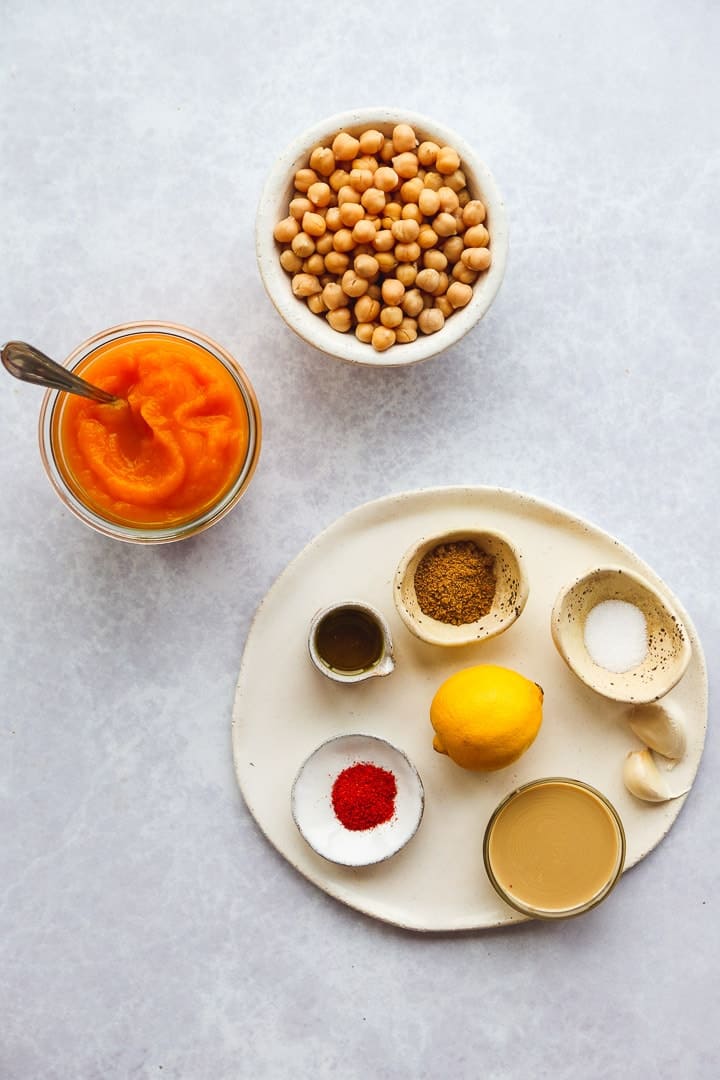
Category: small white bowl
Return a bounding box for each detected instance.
[393,529,528,647]
[551,566,692,704]
[256,106,508,367]
[291,734,425,866]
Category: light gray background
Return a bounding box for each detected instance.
[1,2,718,1077]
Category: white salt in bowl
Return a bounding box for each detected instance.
[393,528,528,647]
[256,107,508,367]
[551,566,692,704]
[291,734,425,866]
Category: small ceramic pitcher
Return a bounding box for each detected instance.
[308,601,395,684]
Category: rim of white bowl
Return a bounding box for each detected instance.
[256,106,508,368]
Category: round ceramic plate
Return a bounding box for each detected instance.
[232,487,707,931]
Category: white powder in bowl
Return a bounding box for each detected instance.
[583,599,648,673]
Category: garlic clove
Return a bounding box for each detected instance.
[623,748,690,803]
[628,703,687,765]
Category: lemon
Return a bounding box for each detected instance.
[430,664,543,771]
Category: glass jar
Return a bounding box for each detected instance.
[38,321,261,543]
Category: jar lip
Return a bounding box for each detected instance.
[482,776,627,920]
[38,322,262,544]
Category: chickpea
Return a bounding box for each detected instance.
[437,186,460,212]
[392,123,417,153]
[435,295,453,318]
[383,201,402,222]
[379,137,395,162]
[351,219,377,245]
[374,166,399,192]
[341,269,369,298]
[461,247,492,272]
[332,228,355,253]
[435,147,460,175]
[394,241,421,263]
[372,229,394,252]
[433,212,458,237]
[303,253,325,275]
[418,307,445,334]
[337,185,361,206]
[402,289,424,317]
[418,188,441,217]
[457,189,470,207]
[329,168,350,192]
[352,155,378,173]
[294,168,318,192]
[433,271,449,296]
[400,177,424,204]
[396,263,417,287]
[375,251,398,274]
[354,253,380,279]
[291,273,322,297]
[354,295,381,323]
[309,146,335,177]
[396,317,418,344]
[321,282,346,310]
[349,168,374,193]
[451,262,478,284]
[417,224,438,250]
[327,307,353,332]
[291,231,315,258]
[315,232,333,255]
[382,278,406,306]
[332,132,360,161]
[423,170,443,191]
[359,128,384,155]
[339,202,364,228]
[302,211,326,238]
[274,216,300,243]
[280,249,303,273]
[423,249,447,271]
[380,305,403,329]
[392,152,419,179]
[464,223,490,248]
[447,281,474,309]
[324,251,349,274]
[307,181,331,208]
[416,267,441,293]
[289,196,312,221]
[462,200,486,226]
[371,325,396,352]
[444,169,466,193]
[417,141,439,166]
[307,293,327,315]
[324,207,342,231]
[401,203,423,223]
[367,283,382,300]
[355,322,376,344]
[361,187,386,214]
[442,235,465,263]
[391,218,420,243]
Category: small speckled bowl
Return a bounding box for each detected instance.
[291,734,425,867]
[256,107,508,367]
[393,529,528,647]
[551,566,692,704]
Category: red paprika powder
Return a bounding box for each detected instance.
[331,761,398,831]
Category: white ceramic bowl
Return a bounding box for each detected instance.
[551,566,692,704]
[256,107,508,367]
[393,528,528,647]
[291,734,425,866]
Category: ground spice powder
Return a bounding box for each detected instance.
[414,540,497,625]
[331,762,397,831]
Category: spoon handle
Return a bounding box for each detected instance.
[1,340,120,404]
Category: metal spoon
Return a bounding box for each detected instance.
[1,340,121,404]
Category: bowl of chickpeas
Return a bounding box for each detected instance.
[256,107,508,366]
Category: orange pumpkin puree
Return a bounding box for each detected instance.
[55,333,249,527]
